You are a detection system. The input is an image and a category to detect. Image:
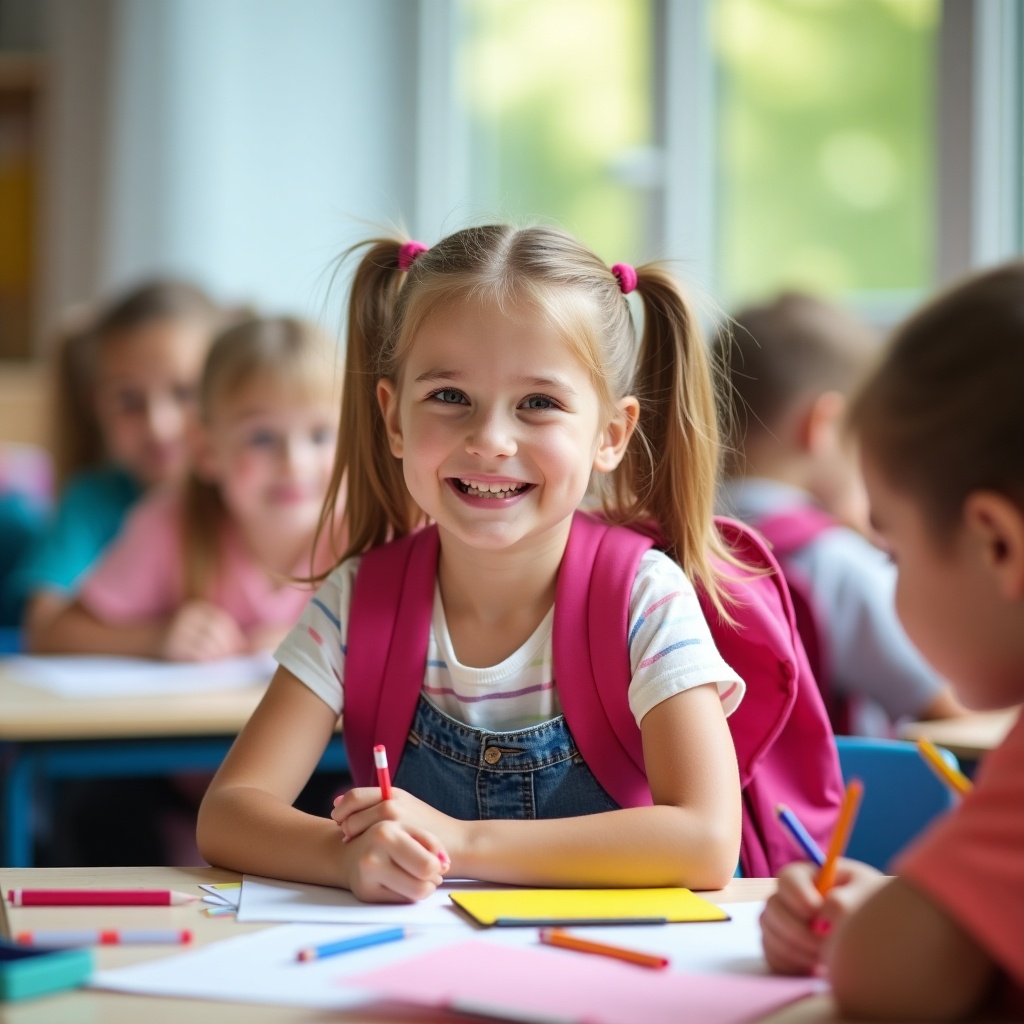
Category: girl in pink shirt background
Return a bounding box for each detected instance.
[18,279,225,652]
[47,315,341,660]
[760,261,1024,1020]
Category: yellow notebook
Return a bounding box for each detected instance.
[448,887,729,927]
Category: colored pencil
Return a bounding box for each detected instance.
[296,926,406,962]
[373,744,393,800]
[916,738,973,796]
[16,929,193,946]
[7,889,199,907]
[816,779,864,895]
[775,803,826,867]
[539,928,669,969]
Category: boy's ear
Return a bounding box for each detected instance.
[963,491,1024,600]
[593,396,639,473]
[376,379,404,459]
[800,390,846,455]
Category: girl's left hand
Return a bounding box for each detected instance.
[333,788,464,869]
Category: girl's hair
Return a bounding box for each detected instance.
[52,279,222,488]
[848,261,1024,542]
[317,223,729,608]
[181,316,337,600]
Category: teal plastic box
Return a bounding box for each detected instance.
[0,940,93,1001]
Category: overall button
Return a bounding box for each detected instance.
[482,746,502,765]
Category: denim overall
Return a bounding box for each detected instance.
[392,695,619,819]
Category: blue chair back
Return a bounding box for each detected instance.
[834,736,960,871]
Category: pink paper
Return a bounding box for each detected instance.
[347,939,822,1024]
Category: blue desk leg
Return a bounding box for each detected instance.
[2,745,37,867]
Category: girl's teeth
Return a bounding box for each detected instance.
[459,479,524,496]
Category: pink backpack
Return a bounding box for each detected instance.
[345,511,843,877]
[753,507,849,734]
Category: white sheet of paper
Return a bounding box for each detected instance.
[93,902,781,1011]
[92,922,465,1009]
[5,653,276,698]
[237,874,491,927]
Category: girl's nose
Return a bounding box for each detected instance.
[465,409,517,459]
[146,395,184,443]
[281,435,315,475]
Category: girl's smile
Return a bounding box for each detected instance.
[451,477,534,502]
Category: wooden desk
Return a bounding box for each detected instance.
[0,664,347,867]
[0,867,838,1024]
[899,707,1019,762]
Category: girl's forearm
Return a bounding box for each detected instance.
[197,785,350,889]
[31,602,166,657]
[457,804,739,891]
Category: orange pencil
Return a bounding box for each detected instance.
[815,778,864,895]
[916,738,973,796]
[539,927,669,969]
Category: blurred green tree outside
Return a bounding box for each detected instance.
[715,0,939,303]
[460,0,654,263]
[459,0,938,302]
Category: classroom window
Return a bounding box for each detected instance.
[713,0,941,306]
[457,0,657,263]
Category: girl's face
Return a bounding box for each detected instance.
[198,374,339,548]
[861,451,1024,710]
[94,319,210,486]
[377,298,636,558]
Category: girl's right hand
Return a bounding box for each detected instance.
[760,858,884,976]
[343,820,449,903]
[162,601,248,661]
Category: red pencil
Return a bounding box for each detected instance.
[373,744,393,800]
[7,889,199,907]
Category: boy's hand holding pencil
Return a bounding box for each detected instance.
[762,781,882,976]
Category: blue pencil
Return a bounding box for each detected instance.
[775,803,826,867]
[296,926,406,962]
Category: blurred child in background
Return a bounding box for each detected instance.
[714,293,964,734]
[45,316,341,658]
[13,280,224,650]
[760,263,1024,1021]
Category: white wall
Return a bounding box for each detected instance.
[43,0,419,337]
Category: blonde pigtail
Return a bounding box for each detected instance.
[625,266,730,615]
[313,240,419,574]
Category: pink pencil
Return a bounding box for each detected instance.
[7,889,199,907]
[373,744,393,800]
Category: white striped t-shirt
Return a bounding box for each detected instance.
[275,549,744,731]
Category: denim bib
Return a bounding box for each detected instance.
[392,695,619,819]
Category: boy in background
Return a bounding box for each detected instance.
[714,292,964,734]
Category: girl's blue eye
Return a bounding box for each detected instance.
[248,429,276,448]
[311,427,334,445]
[432,389,467,405]
[522,394,556,410]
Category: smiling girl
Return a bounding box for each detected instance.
[198,224,747,899]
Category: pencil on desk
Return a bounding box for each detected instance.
[815,778,864,895]
[7,889,199,907]
[916,738,973,796]
[16,929,193,946]
[296,926,405,962]
[539,928,669,969]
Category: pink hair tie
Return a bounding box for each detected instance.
[611,263,637,295]
[398,241,428,271]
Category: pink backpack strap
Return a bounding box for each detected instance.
[754,506,848,734]
[554,512,655,808]
[345,527,440,787]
